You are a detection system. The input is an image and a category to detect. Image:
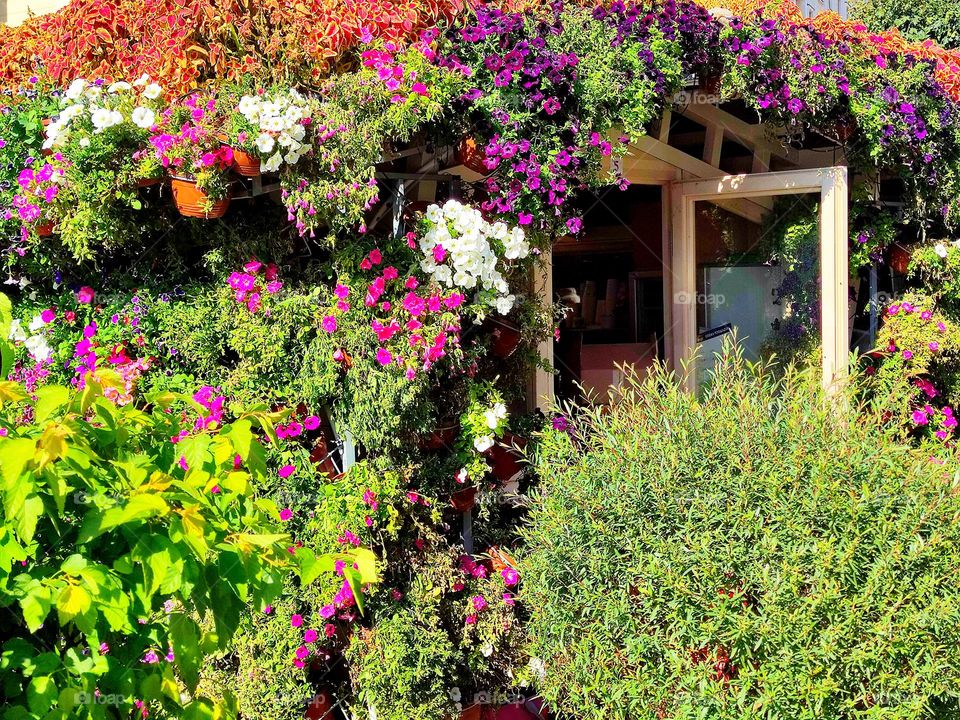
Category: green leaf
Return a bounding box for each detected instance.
[33,386,70,424]
[0,438,32,489]
[225,419,253,460]
[56,584,92,626]
[19,586,53,632]
[78,494,169,542]
[296,548,335,586]
[0,340,13,383]
[179,435,212,471]
[26,676,57,715]
[169,613,201,691]
[351,547,379,585]
[0,293,11,338]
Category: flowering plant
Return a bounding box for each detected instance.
[147,91,234,200]
[5,155,68,238]
[227,258,284,314]
[418,200,530,317]
[454,380,509,483]
[227,87,313,173]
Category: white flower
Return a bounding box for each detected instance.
[480,642,494,657]
[8,319,26,342]
[474,435,495,453]
[935,242,949,258]
[495,295,515,315]
[109,110,123,127]
[237,95,260,118]
[84,85,102,101]
[108,81,131,93]
[528,657,547,680]
[65,79,87,101]
[79,137,91,148]
[263,151,283,173]
[132,74,150,86]
[28,314,44,332]
[131,107,155,129]
[90,107,112,130]
[255,133,275,153]
[25,334,52,362]
[142,83,162,100]
[448,688,461,703]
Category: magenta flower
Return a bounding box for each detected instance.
[334,283,350,299]
[376,348,393,366]
[279,464,296,479]
[472,595,488,612]
[322,315,338,333]
[279,508,293,521]
[291,614,304,628]
[295,646,310,660]
[76,286,95,304]
[432,245,447,263]
[930,341,940,352]
[40,308,55,323]
[303,628,318,643]
[501,567,519,586]
[320,604,336,619]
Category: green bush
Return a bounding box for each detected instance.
[521,350,960,720]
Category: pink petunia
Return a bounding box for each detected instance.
[76,286,95,304]
[40,308,55,323]
[303,629,318,643]
[376,348,393,366]
[334,283,350,299]
[291,614,303,628]
[279,465,296,479]
[501,567,519,586]
[322,315,338,333]
[279,508,293,522]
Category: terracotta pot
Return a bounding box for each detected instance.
[488,318,521,359]
[303,689,334,719]
[170,177,230,219]
[450,486,478,513]
[888,243,913,275]
[699,72,722,97]
[484,432,527,485]
[419,422,459,450]
[486,545,517,573]
[136,176,163,188]
[231,147,262,177]
[35,221,55,237]
[456,137,492,176]
[831,118,856,143]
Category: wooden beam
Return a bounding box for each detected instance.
[532,249,555,410]
[657,109,672,144]
[703,124,724,168]
[678,101,800,166]
[820,167,849,395]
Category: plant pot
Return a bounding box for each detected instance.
[488,318,521,359]
[170,177,230,219]
[35,221,55,237]
[450,486,478,512]
[419,422,459,450]
[231,147,262,177]
[486,545,517,573]
[831,117,856,143]
[136,176,163,189]
[484,432,527,485]
[455,137,492,176]
[699,72,722,97]
[888,243,913,275]
[303,688,335,719]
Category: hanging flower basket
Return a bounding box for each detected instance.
[418,422,459,450]
[231,147,262,177]
[452,137,492,177]
[484,432,527,485]
[888,243,913,275]
[487,317,522,359]
[170,177,230,219]
[451,486,478,512]
[136,176,164,189]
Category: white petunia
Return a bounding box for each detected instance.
[79,137,91,148]
[495,295,515,315]
[132,74,150,86]
[28,315,44,332]
[65,79,87,101]
[142,83,162,100]
[108,110,123,127]
[473,435,495,453]
[131,107,156,129]
[90,107,112,130]
[263,151,283,173]
[24,334,52,362]
[255,133,275,154]
[108,81,131,93]
[935,242,949,258]
[8,319,26,342]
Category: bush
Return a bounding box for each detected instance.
[521,350,960,720]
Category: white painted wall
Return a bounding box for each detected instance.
[1,0,69,26]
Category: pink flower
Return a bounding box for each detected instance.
[304,629,318,643]
[360,258,372,271]
[266,281,283,294]
[76,286,95,304]
[404,277,419,289]
[903,350,914,360]
[501,567,519,586]
[291,614,304,628]
[518,212,533,225]
[305,415,320,430]
[324,624,336,638]
[322,315,338,333]
[369,249,382,265]
[295,646,310,660]
[930,341,940,352]
[244,260,263,274]
[465,615,477,625]
[40,308,55,323]
[320,604,336,619]
[279,464,296,479]
[502,592,515,606]
[334,283,350,299]
[432,245,447,263]
[472,595,488,612]
[383,266,398,280]
[376,348,393,366]
[279,508,294,521]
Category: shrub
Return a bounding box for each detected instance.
[522,349,960,720]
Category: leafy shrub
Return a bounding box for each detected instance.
[522,350,960,720]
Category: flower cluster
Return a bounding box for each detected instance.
[4,156,68,233]
[43,75,163,150]
[419,200,529,316]
[227,259,283,313]
[232,88,313,172]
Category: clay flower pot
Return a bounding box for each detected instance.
[419,422,459,450]
[35,221,55,237]
[136,176,163,189]
[170,177,230,219]
[488,318,521,359]
[484,432,528,485]
[456,137,491,176]
[450,486,478,513]
[231,147,262,177]
[888,243,913,275]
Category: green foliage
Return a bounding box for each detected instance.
[850,0,960,50]
[346,607,459,720]
[0,304,347,718]
[522,349,960,720]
